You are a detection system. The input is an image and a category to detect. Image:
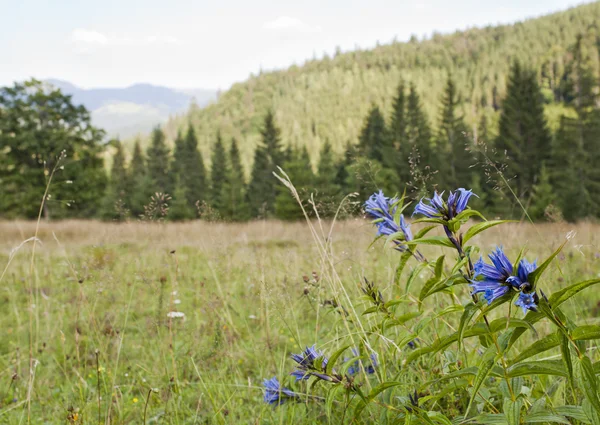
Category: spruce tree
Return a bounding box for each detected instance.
[495,61,552,200]
[262,110,284,168]
[169,177,194,220]
[390,82,410,186]
[437,76,472,188]
[315,140,341,216]
[129,140,151,218]
[358,105,394,168]
[406,83,435,194]
[146,126,172,194]
[221,138,250,221]
[335,142,356,197]
[182,126,206,208]
[171,130,186,183]
[210,132,228,213]
[529,163,555,221]
[101,139,129,220]
[274,146,315,220]
[247,144,273,218]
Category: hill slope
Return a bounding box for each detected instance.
[162,2,600,169]
[46,79,216,138]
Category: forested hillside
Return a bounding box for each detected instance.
[162,1,600,168]
[2,2,600,222]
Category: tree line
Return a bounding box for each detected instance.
[1,32,599,222]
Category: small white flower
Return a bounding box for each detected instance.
[248,315,257,319]
[167,311,185,318]
[171,290,178,295]
[173,299,181,305]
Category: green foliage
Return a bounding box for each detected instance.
[0,79,107,219]
[275,146,315,220]
[495,61,552,199]
[147,126,172,194]
[210,133,228,212]
[220,138,250,221]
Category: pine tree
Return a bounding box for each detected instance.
[335,142,356,197]
[436,76,472,188]
[129,140,151,218]
[529,163,555,221]
[274,146,315,220]
[358,105,394,168]
[406,83,435,194]
[210,132,228,212]
[101,139,129,220]
[171,130,186,183]
[182,126,207,208]
[221,138,250,221]
[315,140,341,216]
[262,110,284,168]
[247,145,273,218]
[495,61,552,200]
[146,126,172,194]
[390,82,410,186]
[169,177,195,220]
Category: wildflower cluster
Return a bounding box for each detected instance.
[263,185,599,424]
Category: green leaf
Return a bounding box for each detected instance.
[412,217,446,226]
[463,220,512,245]
[367,381,403,399]
[465,343,497,418]
[554,406,591,424]
[413,225,437,240]
[458,303,479,349]
[579,356,600,415]
[325,344,350,375]
[504,398,523,425]
[406,262,428,294]
[409,236,455,248]
[527,239,568,287]
[573,325,600,341]
[453,208,487,223]
[583,399,600,425]
[558,330,575,391]
[508,333,559,365]
[474,414,508,425]
[550,278,600,307]
[510,278,600,349]
[395,250,413,285]
[422,367,479,388]
[523,412,570,424]
[507,360,567,378]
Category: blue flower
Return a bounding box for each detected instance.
[344,348,377,376]
[365,191,412,250]
[291,345,330,381]
[263,377,297,405]
[413,188,476,220]
[515,292,539,314]
[470,247,538,311]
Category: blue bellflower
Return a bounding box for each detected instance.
[413,188,476,220]
[365,191,412,250]
[263,377,298,405]
[470,247,538,312]
[345,348,378,376]
[290,345,331,381]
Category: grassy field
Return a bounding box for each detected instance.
[0,218,598,424]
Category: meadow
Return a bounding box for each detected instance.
[0,216,598,424]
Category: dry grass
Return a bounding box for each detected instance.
[0,218,598,423]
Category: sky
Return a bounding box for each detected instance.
[0,0,586,90]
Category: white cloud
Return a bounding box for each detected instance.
[263,16,321,33]
[70,28,181,48]
[71,28,108,45]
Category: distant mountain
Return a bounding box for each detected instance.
[45,79,216,138]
